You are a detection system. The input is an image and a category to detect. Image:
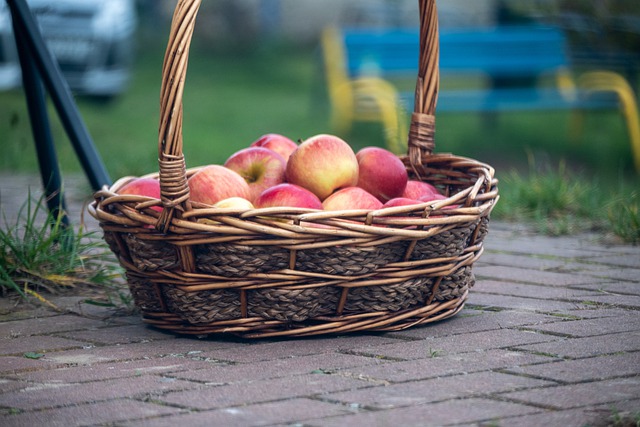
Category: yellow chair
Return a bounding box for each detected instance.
[320,27,408,154]
[560,70,640,173]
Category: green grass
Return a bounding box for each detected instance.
[0,193,130,307]
[491,154,639,242]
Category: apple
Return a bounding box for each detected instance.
[223,147,286,202]
[355,146,408,202]
[213,197,254,209]
[188,165,251,206]
[402,180,442,200]
[250,133,298,161]
[254,183,323,209]
[382,197,423,208]
[117,177,162,212]
[419,192,447,202]
[322,187,383,211]
[286,134,358,200]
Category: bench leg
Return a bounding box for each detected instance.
[350,77,407,153]
[578,71,640,173]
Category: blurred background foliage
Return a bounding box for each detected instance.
[0,1,638,238]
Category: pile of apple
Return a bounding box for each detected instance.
[118,133,448,212]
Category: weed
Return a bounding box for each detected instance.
[597,406,640,427]
[428,348,443,358]
[607,191,640,244]
[0,193,129,308]
[492,153,639,241]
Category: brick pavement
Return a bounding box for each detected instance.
[0,173,639,426]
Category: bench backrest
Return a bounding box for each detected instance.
[342,25,569,79]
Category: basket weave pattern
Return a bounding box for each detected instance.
[89,0,498,338]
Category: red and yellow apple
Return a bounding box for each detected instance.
[117,177,162,212]
[250,133,298,161]
[402,180,442,200]
[356,146,408,202]
[322,187,383,211]
[188,165,251,206]
[286,134,358,200]
[254,183,323,210]
[223,147,286,202]
[213,197,254,209]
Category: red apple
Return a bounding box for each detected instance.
[117,177,162,212]
[254,183,323,209]
[419,192,447,202]
[286,134,358,200]
[402,180,442,200]
[322,187,383,211]
[250,133,298,161]
[188,165,251,206]
[356,146,408,202]
[382,197,423,208]
[223,147,286,202]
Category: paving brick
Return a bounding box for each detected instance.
[479,252,568,270]
[581,294,640,309]
[346,328,559,360]
[333,349,558,383]
[503,377,640,409]
[0,355,61,374]
[475,280,604,300]
[582,253,640,268]
[483,236,614,258]
[488,407,627,427]
[159,373,367,410]
[0,398,179,427]
[0,374,198,410]
[0,302,57,323]
[56,324,176,345]
[0,378,28,394]
[196,334,403,363]
[0,335,92,356]
[0,314,107,338]
[574,266,640,283]
[474,265,604,286]
[504,352,640,383]
[312,397,541,426]
[123,398,353,427]
[524,315,640,337]
[170,352,386,384]
[563,307,637,319]
[323,371,554,409]
[42,336,242,365]
[388,309,564,340]
[514,331,640,359]
[576,281,640,296]
[468,292,596,312]
[6,357,217,383]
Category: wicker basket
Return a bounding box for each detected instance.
[89,0,499,338]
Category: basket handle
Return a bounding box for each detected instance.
[156,0,201,229]
[408,0,439,167]
[155,0,439,228]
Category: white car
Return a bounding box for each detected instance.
[0,0,137,98]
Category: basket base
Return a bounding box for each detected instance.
[139,290,468,339]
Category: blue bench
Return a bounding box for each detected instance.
[321,25,640,171]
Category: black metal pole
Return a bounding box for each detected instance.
[10,3,69,226]
[6,0,112,191]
